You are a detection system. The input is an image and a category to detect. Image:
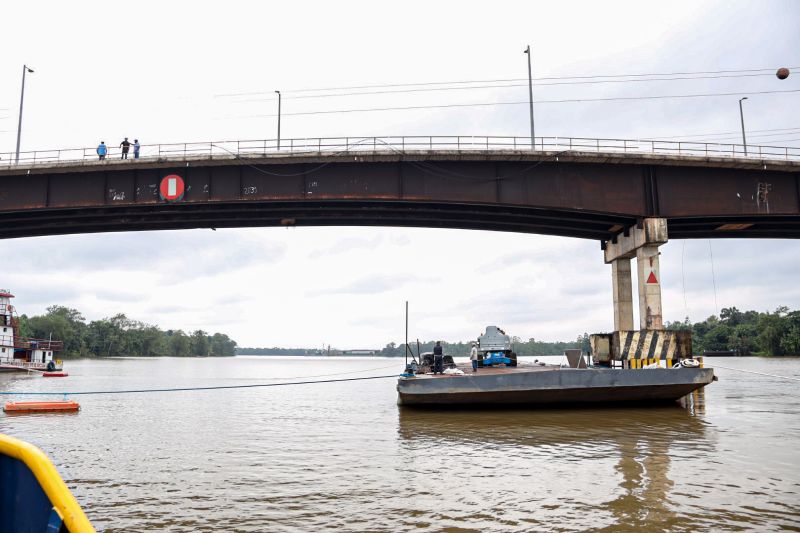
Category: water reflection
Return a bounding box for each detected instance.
[398,405,707,531]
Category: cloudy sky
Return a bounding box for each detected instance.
[1,1,798,348]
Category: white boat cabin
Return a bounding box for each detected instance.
[0,289,63,372]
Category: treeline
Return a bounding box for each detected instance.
[237,335,588,358]
[378,335,588,357]
[666,306,800,356]
[17,306,237,358]
[237,347,321,356]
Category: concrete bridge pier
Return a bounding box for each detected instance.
[601,219,670,367]
[604,218,668,330]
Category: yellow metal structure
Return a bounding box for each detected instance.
[0,433,95,533]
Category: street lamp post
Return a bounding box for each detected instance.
[14,65,34,164]
[275,90,281,150]
[524,45,535,149]
[738,97,748,156]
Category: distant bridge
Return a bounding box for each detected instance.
[1,135,799,241]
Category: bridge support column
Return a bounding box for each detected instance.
[636,244,663,330]
[611,258,634,331]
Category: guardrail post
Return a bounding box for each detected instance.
[429,137,433,150]
[290,139,294,151]
[678,142,682,155]
[184,143,187,159]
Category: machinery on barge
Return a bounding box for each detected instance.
[0,289,64,374]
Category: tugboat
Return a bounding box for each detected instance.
[0,289,64,374]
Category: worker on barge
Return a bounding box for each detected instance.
[470,342,479,372]
[433,341,444,374]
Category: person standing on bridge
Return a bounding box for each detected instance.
[96,141,107,161]
[433,341,444,374]
[119,137,131,159]
[133,139,140,159]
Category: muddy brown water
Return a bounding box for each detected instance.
[1,356,799,532]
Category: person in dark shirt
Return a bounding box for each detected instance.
[433,341,444,374]
[120,137,131,159]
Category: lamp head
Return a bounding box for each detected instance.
[275,90,281,95]
[524,46,530,54]
[25,66,34,73]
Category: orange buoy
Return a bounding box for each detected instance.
[42,372,69,377]
[3,400,80,413]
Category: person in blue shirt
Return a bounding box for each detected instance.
[96,141,107,160]
[133,139,140,159]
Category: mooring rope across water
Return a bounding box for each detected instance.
[0,374,399,397]
[707,364,800,382]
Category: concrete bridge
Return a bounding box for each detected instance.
[0,135,799,241]
[2,135,799,364]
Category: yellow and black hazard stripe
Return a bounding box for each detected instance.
[618,330,680,367]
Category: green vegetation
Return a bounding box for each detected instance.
[237,347,322,356]
[238,335,590,357]
[376,335,589,357]
[17,306,237,358]
[666,306,800,356]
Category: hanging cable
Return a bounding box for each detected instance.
[229,72,786,104]
[213,66,799,98]
[708,240,719,315]
[221,88,800,120]
[707,364,800,382]
[0,374,399,397]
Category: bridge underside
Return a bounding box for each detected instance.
[1,200,799,240]
[1,151,798,240]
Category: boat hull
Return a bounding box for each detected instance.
[397,367,715,406]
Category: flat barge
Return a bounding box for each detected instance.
[397,362,715,406]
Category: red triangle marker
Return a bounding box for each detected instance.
[646,271,659,284]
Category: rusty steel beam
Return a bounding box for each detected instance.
[0,152,798,240]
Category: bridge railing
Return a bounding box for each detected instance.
[2,136,798,168]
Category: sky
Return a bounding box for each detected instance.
[0,0,799,348]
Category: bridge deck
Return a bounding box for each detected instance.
[1,144,798,241]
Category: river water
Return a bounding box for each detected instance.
[1,356,799,532]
